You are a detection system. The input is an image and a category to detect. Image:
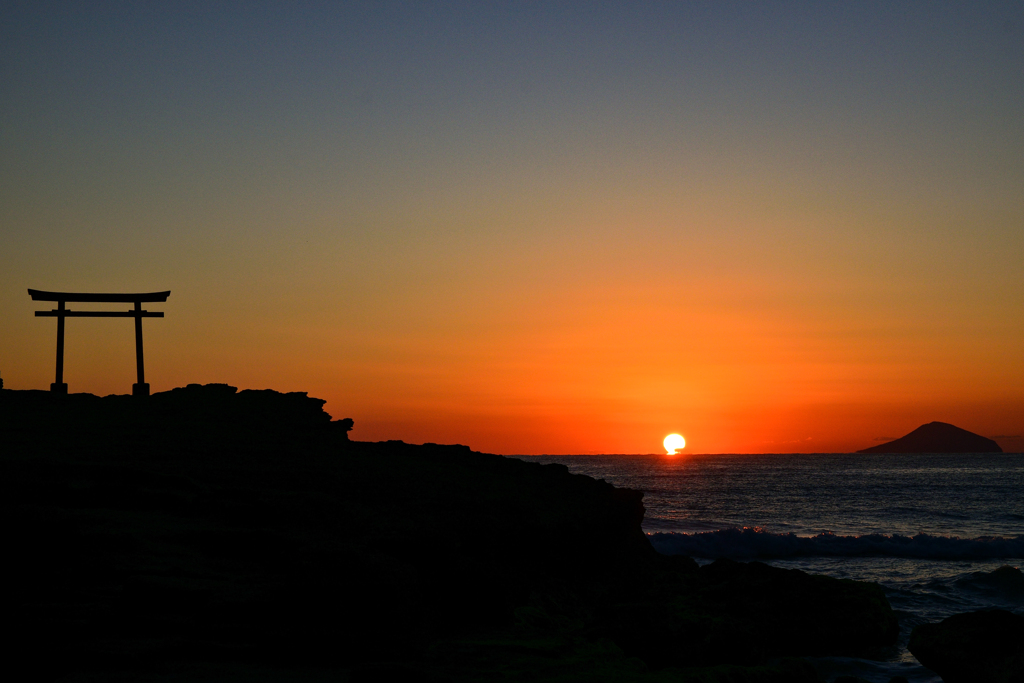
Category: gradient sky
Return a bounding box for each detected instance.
[2,1,1022,454]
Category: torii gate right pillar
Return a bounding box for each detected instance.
[133,300,148,396]
[52,300,68,394]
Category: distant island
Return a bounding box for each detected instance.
[858,421,1002,454]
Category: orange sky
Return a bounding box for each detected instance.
[2,4,1022,454]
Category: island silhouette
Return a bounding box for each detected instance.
[857,421,1003,454]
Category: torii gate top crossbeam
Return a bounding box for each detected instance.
[28,289,171,303]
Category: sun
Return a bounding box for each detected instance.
[663,433,686,455]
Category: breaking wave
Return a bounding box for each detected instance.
[648,527,1024,560]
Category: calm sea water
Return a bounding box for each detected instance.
[517,453,1024,683]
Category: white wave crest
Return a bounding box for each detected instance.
[648,527,1024,560]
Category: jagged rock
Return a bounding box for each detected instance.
[0,383,350,457]
[858,421,1002,453]
[909,609,1024,683]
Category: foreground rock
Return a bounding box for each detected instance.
[858,421,1002,453]
[909,609,1024,683]
[597,557,897,669]
[2,385,898,681]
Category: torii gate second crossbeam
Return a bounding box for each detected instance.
[29,289,171,396]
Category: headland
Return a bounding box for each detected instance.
[2,384,900,682]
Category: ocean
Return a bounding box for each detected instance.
[517,452,1024,683]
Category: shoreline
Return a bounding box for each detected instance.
[7,385,1017,682]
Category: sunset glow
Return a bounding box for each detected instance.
[2,4,1022,454]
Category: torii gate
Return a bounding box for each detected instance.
[29,289,170,396]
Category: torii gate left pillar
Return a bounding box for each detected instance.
[29,289,171,396]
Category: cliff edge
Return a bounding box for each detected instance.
[1,385,896,682]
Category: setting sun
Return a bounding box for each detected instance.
[663,433,686,455]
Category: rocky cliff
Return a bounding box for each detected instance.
[1,384,897,682]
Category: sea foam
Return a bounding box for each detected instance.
[648,527,1024,560]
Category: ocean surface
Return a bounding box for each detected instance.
[517,452,1024,683]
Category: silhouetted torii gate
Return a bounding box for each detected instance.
[29,289,170,396]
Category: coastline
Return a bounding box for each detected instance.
[1,385,979,682]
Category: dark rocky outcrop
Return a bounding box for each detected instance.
[598,558,898,668]
[858,421,1002,453]
[1,385,898,681]
[981,566,1024,597]
[958,565,1024,601]
[909,609,1024,683]
[0,383,351,451]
